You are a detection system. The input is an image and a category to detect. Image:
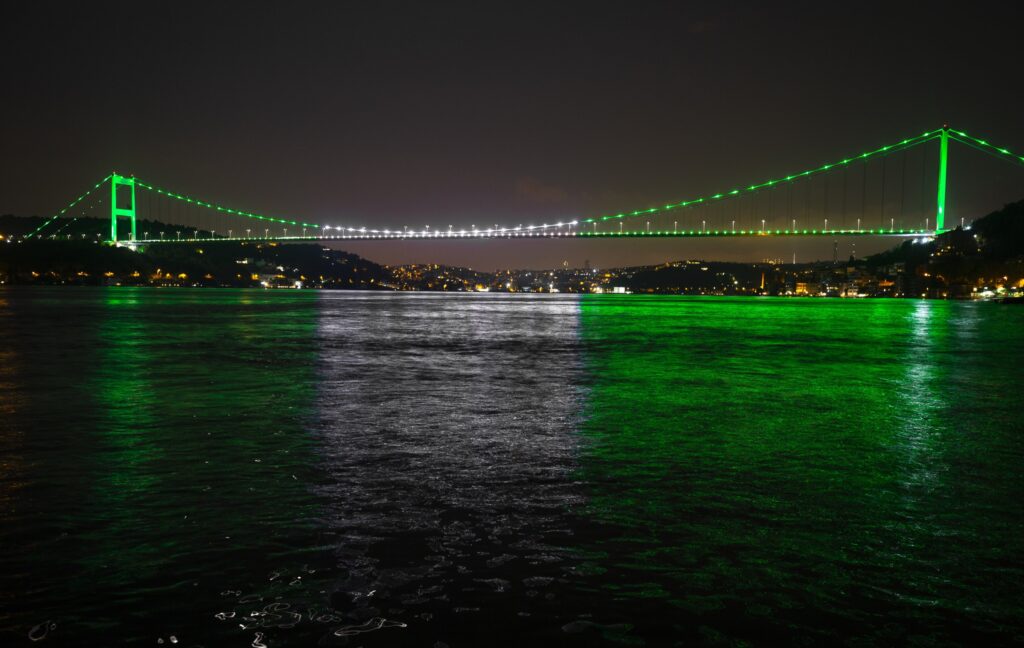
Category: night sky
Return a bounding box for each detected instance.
[3,2,1022,270]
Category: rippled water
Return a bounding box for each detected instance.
[1,288,1022,646]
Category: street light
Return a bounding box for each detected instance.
[160,231,165,240]
[760,219,765,233]
[176,231,181,240]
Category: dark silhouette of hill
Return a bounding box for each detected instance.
[864,199,1024,295]
[0,217,390,288]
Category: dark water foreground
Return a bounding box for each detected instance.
[1,288,1022,646]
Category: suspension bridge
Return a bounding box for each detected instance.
[22,126,1024,246]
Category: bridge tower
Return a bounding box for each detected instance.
[935,127,949,232]
[110,173,136,242]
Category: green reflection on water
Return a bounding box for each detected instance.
[575,296,1024,642]
[68,288,327,635]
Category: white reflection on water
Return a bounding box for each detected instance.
[310,293,587,618]
[897,300,948,483]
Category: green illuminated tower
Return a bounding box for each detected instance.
[110,174,136,242]
[935,127,949,232]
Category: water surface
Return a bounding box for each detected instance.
[1,288,1022,646]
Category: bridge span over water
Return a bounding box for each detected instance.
[24,126,1024,246]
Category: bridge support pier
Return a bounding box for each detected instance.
[110,174,136,243]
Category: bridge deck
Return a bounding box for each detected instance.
[130,229,934,244]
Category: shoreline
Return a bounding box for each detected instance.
[2,283,1015,301]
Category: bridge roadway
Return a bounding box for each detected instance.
[128,228,935,245]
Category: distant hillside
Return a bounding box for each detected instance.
[0,214,52,238]
[865,199,1024,295]
[626,261,766,293]
[0,216,391,288]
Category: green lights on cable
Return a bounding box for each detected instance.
[948,129,1024,167]
[134,179,321,229]
[24,175,112,239]
[580,129,944,225]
